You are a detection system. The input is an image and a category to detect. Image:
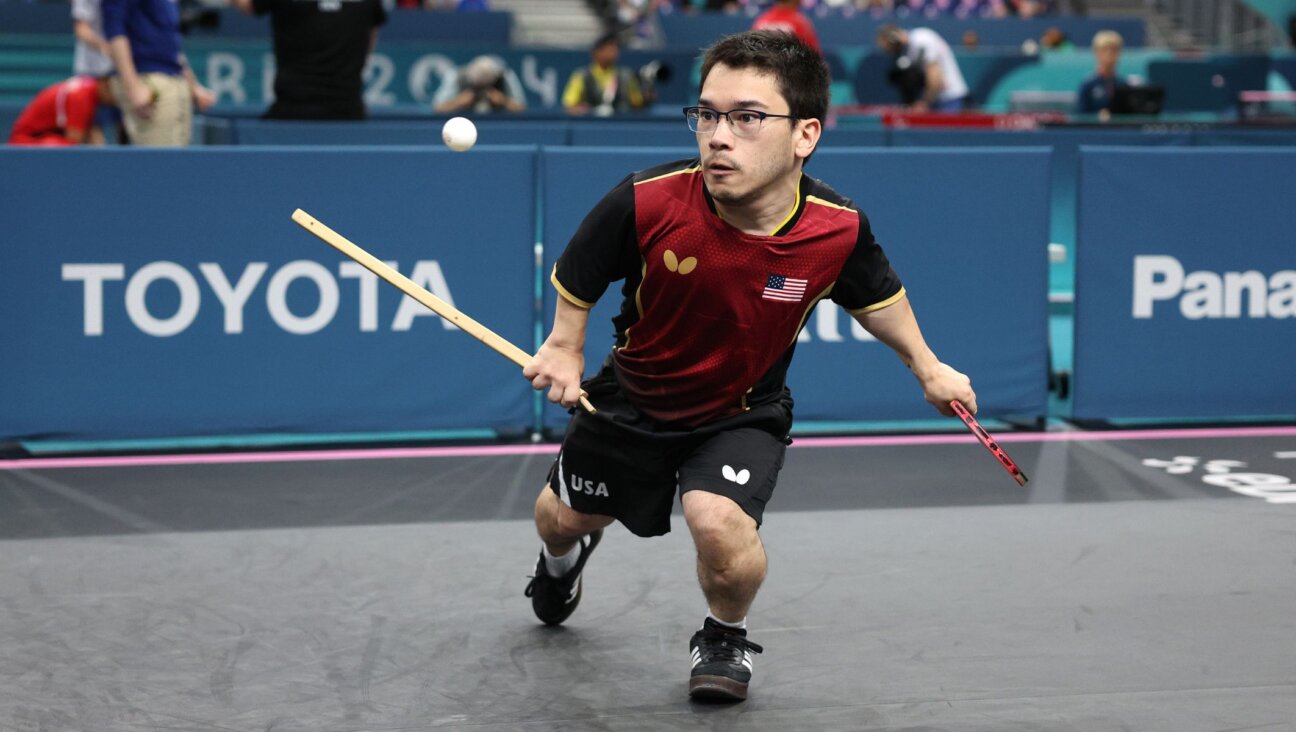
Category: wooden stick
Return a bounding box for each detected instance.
[292,209,594,414]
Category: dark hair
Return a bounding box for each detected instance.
[592,31,620,51]
[877,24,905,53]
[699,30,830,124]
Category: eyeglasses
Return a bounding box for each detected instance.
[683,106,796,138]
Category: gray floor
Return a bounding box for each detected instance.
[2,436,1294,731]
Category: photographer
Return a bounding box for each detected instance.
[434,55,526,114]
[877,24,968,113]
[636,58,669,105]
[562,33,648,116]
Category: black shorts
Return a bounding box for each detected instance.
[546,363,793,538]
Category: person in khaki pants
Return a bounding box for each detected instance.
[102,0,214,146]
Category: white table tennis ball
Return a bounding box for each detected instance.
[442,116,477,152]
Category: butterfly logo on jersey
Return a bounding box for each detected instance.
[663,249,697,275]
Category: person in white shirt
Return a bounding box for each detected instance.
[72,0,113,79]
[877,25,969,112]
[71,0,119,143]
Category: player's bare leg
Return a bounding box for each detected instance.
[533,486,614,552]
[525,486,614,625]
[683,491,766,619]
[681,490,766,701]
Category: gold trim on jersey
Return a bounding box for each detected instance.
[635,165,701,187]
[767,177,803,236]
[805,194,856,212]
[792,284,836,346]
[634,257,646,318]
[551,264,596,309]
[846,286,907,315]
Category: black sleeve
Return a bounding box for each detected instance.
[251,0,273,15]
[829,212,905,313]
[552,174,639,309]
[372,0,387,26]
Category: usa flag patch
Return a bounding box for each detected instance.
[762,274,808,303]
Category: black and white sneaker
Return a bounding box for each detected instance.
[688,618,764,701]
[523,529,602,626]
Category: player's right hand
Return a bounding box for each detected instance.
[917,361,975,417]
[524,342,585,408]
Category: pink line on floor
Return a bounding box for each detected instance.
[793,425,1296,448]
[2,426,1294,471]
[0,443,561,471]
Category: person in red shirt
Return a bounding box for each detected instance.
[8,76,113,146]
[751,0,821,54]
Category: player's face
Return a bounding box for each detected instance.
[696,64,800,208]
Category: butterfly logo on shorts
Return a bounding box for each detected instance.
[722,465,750,485]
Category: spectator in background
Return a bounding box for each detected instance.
[8,75,113,146]
[990,0,1049,16]
[71,0,124,143]
[405,0,489,8]
[751,0,821,55]
[612,0,666,48]
[562,33,648,116]
[1076,30,1123,120]
[877,25,968,112]
[434,55,526,114]
[72,0,112,79]
[231,0,386,120]
[858,0,894,17]
[1041,26,1073,51]
[102,0,215,146]
[647,0,688,12]
[952,0,991,17]
[701,0,743,12]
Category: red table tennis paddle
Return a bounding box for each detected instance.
[950,400,1028,487]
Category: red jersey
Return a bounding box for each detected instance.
[751,6,821,54]
[8,76,100,145]
[553,159,904,428]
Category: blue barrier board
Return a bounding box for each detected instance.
[0,148,538,440]
[1073,148,1296,419]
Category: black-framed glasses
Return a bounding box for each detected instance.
[683,106,796,138]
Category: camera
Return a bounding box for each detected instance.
[887,55,925,105]
[638,60,671,97]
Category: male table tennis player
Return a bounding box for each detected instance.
[523,30,977,702]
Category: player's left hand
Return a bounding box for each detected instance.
[917,362,975,417]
